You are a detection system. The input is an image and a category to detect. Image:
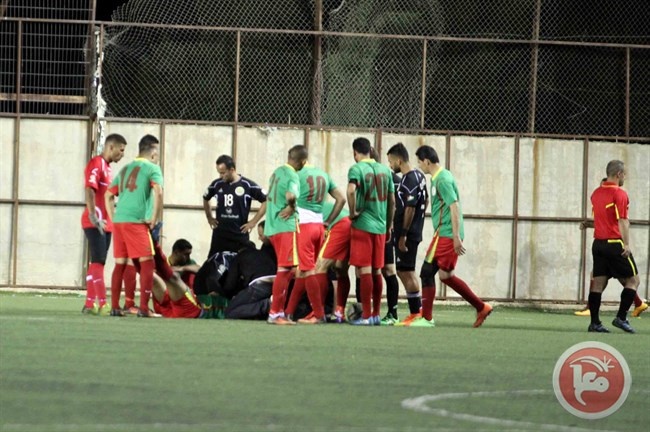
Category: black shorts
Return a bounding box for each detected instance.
[384,232,395,266]
[209,230,248,257]
[395,238,420,272]
[592,239,638,279]
[84,228,112,264]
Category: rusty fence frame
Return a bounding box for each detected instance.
[0,16,648,301]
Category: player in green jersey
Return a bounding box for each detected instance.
[105,134,163,318]
[265,145,308,325]
[284,163,345,324]
[415,145,492,328]
[347,137,395,325]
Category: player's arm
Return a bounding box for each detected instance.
[148,182,163,229]
[449,201,465,255]
[242,201,267,233]
[398,206,415,252]
[386,191,395,244]
[324,187,346,227]
[279,191,297,220]
[619,218,631,257]
[104,186,117,225]
[347,182,359,220]
[203,198,218,229]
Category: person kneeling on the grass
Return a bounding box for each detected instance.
[222,241,277,320]
[193,250,237,318]
[168,238,200,290]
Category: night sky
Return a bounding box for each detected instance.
[95,0,129,21]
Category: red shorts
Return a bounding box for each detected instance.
[171,292,202,318]
[269,232,298,268]
[319,217,351,262]
[297,223,324,271]
[113,223,154,259]
[153,290,174,318]
[424,236,458,271]
[349,227,385,269]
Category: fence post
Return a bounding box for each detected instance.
[311,0,323,126]
[11,20,23,286]
[419,39,428,129]
[233,30,241,159]
[624,47,630,137]
[528,0,541,133]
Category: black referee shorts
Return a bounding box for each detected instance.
[592,239,638,279]
[395,238,420,272]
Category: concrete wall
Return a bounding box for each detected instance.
[1,118,648,302]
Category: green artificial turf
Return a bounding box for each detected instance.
[1,293,648,432]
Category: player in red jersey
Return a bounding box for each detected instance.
[587,160,641,333]
[105,135,163,318]
[80,134,127,315]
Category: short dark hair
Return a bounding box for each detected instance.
[386,143,409,162]
[216,155,236,169]
[415,145,440,164]
[105,133,127,146]
[172,238,192,252]
[352,137,371,155]
[138,134,159,154]
[606,160,624,178]
[258,220,265,228]
[288,144,308,162]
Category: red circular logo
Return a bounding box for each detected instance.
[553,342,631,419]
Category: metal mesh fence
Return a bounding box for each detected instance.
[535,46,625,136]
[1,0,649,139]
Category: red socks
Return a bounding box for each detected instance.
[110,263,126,309]
[336,274,351,309]
[123,264,137,309]
[305,274,325,319]
[359,273,373,319]
[84,273,96,308]
[284,277,306,316]
[270,269,294,316]
[372,273,383,317]
[441,275,484,311]
[138,259,155,312]
[421,285,436,320]
[88,263,106,307]
[634,293,642,308]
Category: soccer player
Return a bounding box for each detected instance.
[315,201,352,322]
[415,145,492,328]
[347,137,395,325]
[203,155,267,256]
[105,134,163,318]
[265,145,308,325]
[80,134,127,315]
[284,160,346,324]
[168,239,200,289]
[150,242,203,319]
[386,143,428,326]
[587,160,641,333]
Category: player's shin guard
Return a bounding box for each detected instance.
[441,275,484,311]
[421,286,436,321]
[372,273,383,317]
[384,274,399,319]
[123,264,137,308]
[588,292,602,325]
[284,277,305,317]
[138,260,155,312]
[617,288,637,321]
[359,273,373,319]
[306,274,325,319]
[110,263,126,309]
[85,274,96,308]
[336,274,350,309]
[89,263,107,307]
[270,269,294,317]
